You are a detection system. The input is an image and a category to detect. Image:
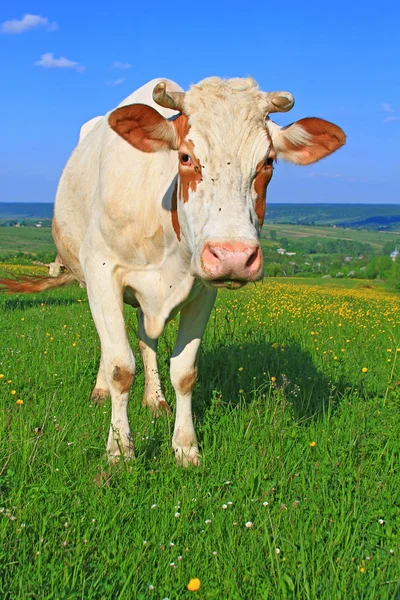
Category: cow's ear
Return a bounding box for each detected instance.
[108,104,179,152]
[267,117,346,165]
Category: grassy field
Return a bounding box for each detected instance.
[0,221,398,264]
[262,223,400,251]
[0,228,56,259]
[1,269,400,599]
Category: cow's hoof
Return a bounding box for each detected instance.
[173,444,200,467]
[142,394,171,416]
[107,448,135,463]
[107,435,135,462]
[90,388,110,404]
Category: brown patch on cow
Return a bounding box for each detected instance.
[178,368,198,395]
[170,182,181,241]
[112,366,133,393]
[173,114,190,145]
[254,158,274,226]
[179,140,202,203]
[109,104,179,152]
[280,118,346,165]
[90,388,110,405]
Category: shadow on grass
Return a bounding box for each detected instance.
[193,340,350,423]
[2,296,80,311]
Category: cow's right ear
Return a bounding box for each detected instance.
[108,104,179,152]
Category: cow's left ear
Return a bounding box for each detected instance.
[267,117,346,165]
[109,104,179,153]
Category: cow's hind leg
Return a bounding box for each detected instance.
[170,287,217,467]
[90,353,110,404]
[137,308,170,415]
[83,258,135,460]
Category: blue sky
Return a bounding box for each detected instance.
[0,0,399,204]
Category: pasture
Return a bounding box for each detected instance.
[262,223,400,252]
[1,269,400,599]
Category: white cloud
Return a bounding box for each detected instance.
[381,103,394,113]
[110,61,132,70]
[106,78,125,86]
[1,14,57,34]
[384,116,400,123]
[34,53,85,72]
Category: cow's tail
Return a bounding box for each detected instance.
[0,272,76,294]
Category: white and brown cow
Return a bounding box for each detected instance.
[1,77,345,465]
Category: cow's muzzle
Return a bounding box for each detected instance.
[200,241,263,284]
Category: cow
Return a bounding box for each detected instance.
[0,77,345,465]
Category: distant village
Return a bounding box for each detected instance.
[1,220,46,228]
[276,246,400,262]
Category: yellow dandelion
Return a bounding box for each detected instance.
[271,376,276,382]
[72,342,76,347]
[21,317,24,321]
[310,441,317,447]
[11,390,17,395]
[16,399,23,405]
[50,337,54,341]
[362,367,368,373]
[7,380,12,384]
[63,324,67,329]
[0,374,4,379]
[187,578,201,592]
[238,367,243,371]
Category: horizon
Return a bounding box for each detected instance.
[1,0,399,204]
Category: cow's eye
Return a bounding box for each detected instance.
[180,153,192,166]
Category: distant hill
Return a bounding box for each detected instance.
[265,204,400,230]
[337,215,400,230]
[0,202,54,220]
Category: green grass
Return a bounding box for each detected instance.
[1,275,400,599]
[0,227,56,259]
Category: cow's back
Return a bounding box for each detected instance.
[53,78,182,283]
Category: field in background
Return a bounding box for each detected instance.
[261,223,400,251]
[0,227,55,258]
[1,218,399,261]
[1,268,400,599]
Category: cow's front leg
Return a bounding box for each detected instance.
[170,287,217,466]
[137,308,170,415]
[83,259,135,460]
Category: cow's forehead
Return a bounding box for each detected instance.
[182,77,272,164]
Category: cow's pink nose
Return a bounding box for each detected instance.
[201,241,262,280]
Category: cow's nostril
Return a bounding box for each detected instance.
[209,246,220,260]
[245,248,259,269]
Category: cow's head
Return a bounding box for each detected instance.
[109,77,345,289]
